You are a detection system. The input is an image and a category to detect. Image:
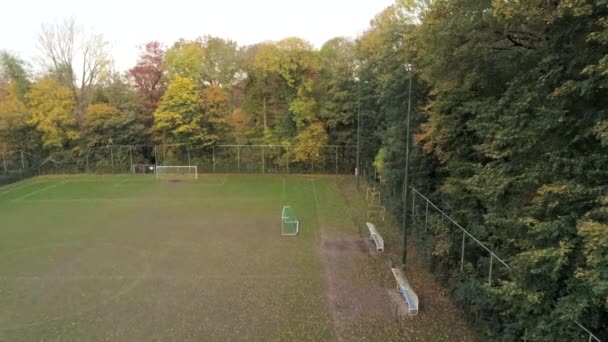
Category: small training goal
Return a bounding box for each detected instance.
[155,166,198,180]
[281,206,299,236]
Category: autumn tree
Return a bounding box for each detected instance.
[166,40,205,83]
[243,42,289,137]
[198,35,242,87]
[36,18,110,123]
[82,101,145,148]
[0,83,35,152]
[0,52,35,152]
[166,36,242,88]
[243,38,327,162]
[318,37,358,146]
[152,76,206,146]
[26,77,78,149]
[128,41,167,127]
[200,85,232,143]
[0,51,31,102]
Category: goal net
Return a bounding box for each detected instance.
[132,164,156,174]
[281,206,299,236]
[155,166,198,180]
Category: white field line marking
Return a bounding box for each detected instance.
[14,196,267,204]
[0,274,303,281]
[282,178,286,202]
[0,180,43,197]
[310,179,323,229]
[11,182,64,202]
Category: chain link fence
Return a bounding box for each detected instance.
[1,144,357,186]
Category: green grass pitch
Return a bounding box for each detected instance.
[0,174,367,341]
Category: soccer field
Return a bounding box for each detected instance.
[0,174,409,341]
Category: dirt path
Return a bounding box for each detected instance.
[316,177,478,342]
[321,236,400,340]
[310,178,404,341]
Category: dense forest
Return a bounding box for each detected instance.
[1,0,606,340]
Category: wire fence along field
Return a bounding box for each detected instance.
[363,169,603,342]
[0,144,357,186]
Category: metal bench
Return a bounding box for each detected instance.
[366,222,384,252]
[391,268,419,315]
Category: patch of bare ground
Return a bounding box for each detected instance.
[377,241,478,342]
[320,234,404,341]
[332,177,478,341]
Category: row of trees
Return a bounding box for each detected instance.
[0,21,362,165]
[0,0,606,340]
[356,0,607,340]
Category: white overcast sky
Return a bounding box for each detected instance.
[1,0,394,72]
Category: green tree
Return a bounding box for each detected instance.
[0,51,31,101]
[166,40,205,83]
[198,35,242,87]
[318,37,357,146]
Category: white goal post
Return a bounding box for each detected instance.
[155,166,198,180]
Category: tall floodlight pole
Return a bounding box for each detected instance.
[357,85,361,190]
[402,63,413,270]
[355,65,361,190]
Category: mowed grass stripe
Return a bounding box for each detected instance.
[11,182,64,202]
[0,174,335,341]
[0,179,44,197]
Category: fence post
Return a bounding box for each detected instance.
[110,146,114,173]
[488,254,494,285]
[21,150,25,170]
[2,152,6,174]
[86,154,89,172]
[212,146,216,173]
[412,191,416,217]
[461,232,466,272]
[335,146,338,174]
[237,145,240,173]
[262,145,265,174]
[163,145,166,165]
[187,148,191,167]
[154,146,158,168]
[424,200,429,232]
[129,146,133,173]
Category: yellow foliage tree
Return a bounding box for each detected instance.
[153,75,205,145]
[0,83,31,150]
[293,122,328,163]
[26,77,78,149]
[0,83,29,130]
[84,103,121,145]
[201,85,231,143]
